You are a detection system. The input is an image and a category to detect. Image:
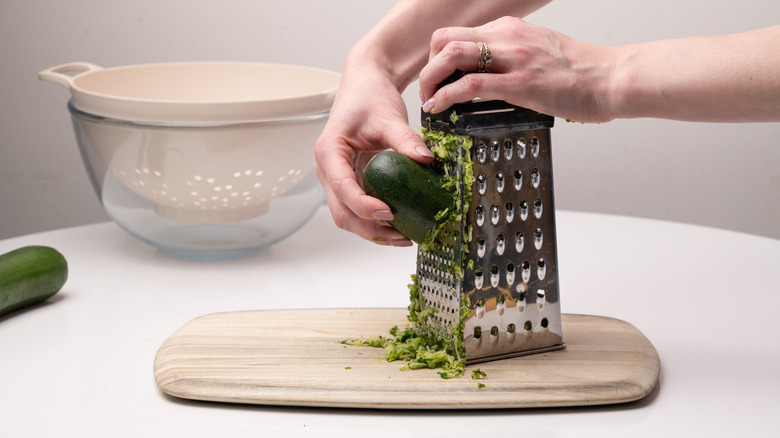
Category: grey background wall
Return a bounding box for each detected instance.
[1,0,778,241]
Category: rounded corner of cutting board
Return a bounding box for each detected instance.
[152,308,661,409]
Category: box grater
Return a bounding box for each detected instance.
[418,100,564,364]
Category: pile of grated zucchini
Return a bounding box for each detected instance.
[342,124,475,379]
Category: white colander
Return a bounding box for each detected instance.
[41,62,339,259]
[70,106,327,224]
[40,61,339,123]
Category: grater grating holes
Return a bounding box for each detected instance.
[537,289,546,309]
[477,174,487,194]
[506,263,515,285]
[496,234,505,255]
[490,204,500,225]
[530,137,540,157]
[476,143,487,163]
[534,198,543,219]
[519,201,529,221]
[521,261,531,283]
[476,236,486,257]
[475,205,486,226]
[420,103,563,363]
[490,265,499,287]
[513,170,522,190]
[515,231,524,252]
[495,172,505,193]
[517,138,527,159]
[503,139,514,160]
[490,141,500,162]
[537,258,547,280]
[531,168,540,188]
[505,202,514,222]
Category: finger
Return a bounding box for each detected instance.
[426,72,511,115]
[420,40,485,102]
[381,122,434,164]
[316,164,412,246]
[316,148,391,219]
[428,26,479,60]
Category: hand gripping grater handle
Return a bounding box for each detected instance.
[419,100,565,364]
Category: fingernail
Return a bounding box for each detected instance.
[372,209,394,221]
[418,89,425,103]
[390,238,413,247]
[416,145,434,159]
[422,98,435,113]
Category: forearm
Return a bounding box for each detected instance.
[348,0,552,91]
[610,25,780,122]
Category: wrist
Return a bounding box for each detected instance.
[347,37,425,92]
[604,46,645,120]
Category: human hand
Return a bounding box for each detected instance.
[418,16,618,123]
[314,61,434,246]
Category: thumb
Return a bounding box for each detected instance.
[384,122,435,164]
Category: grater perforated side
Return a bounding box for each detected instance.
[419,100,564,364]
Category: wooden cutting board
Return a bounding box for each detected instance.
[153,308,660,409]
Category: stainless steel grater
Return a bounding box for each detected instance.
[419,100,564,364]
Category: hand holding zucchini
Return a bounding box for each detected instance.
[362,150,454,244]
[0,246,68,317]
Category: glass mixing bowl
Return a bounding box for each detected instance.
[68,102,326,260]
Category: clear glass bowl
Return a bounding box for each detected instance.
[68,101,326,260]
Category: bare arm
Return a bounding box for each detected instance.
[354,0,554,92]
[419,18,780,123]
[611,25,780,122]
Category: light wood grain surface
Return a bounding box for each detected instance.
[153,308,660,409]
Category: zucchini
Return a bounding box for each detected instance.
[0,246,68,317]
[362,150,454,244]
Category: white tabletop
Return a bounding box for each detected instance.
[1,206,778,437]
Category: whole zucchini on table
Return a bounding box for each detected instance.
[0,246,68,317]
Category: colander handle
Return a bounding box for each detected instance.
[38,62,104,88]
[324,85,339,101]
